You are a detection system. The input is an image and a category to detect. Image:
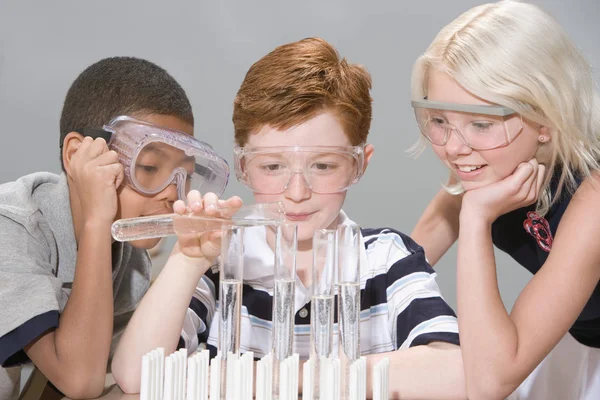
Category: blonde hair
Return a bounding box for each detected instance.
[410,0,600,215]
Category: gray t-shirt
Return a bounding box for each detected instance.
[0,172,152,398]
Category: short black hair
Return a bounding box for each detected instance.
[59,56,194,169]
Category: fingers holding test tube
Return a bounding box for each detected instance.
[172,190,244,261]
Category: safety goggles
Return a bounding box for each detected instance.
[79,116,229,199]
[234,145,365,195]
[411,99,524,151]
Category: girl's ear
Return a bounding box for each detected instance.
[537,125,551,143]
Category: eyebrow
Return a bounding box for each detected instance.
[141,143,166,157]
[142,143,195,164]
[251,151,351,167]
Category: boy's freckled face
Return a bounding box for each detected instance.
[247,112,351,243]
[116,114,194,249]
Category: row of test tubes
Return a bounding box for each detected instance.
[132,204,389,399]
[217,222,388,400]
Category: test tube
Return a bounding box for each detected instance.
[111,201,285,242]
[219,224,244,399]
[310,229,337,400]
[272,223,298,399]
[337,224,361,400]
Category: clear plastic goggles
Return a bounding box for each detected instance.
[80,116,229,199]
[234,145,365,194]
[411,99,524,151]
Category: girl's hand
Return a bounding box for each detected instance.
[461,159,546,224]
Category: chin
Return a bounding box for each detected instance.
[129,237,163,251]
[459,181,483,192]
[296,226,317,242]
[460,175,503,192]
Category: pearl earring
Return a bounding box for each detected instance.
[539,136,547,143]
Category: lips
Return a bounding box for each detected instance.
[286,212,315,222]
[453,163,488,181]
[456,164,485,172]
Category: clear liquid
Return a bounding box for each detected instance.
[273,279,295,360]
[311,294,334,358]
[339,282,360,361]
[339,282,361,400]
[310,294,334,400]
[272,279,295,399]
[219,279,242,399]
[219,279,242,353]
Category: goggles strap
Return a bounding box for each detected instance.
[78,127,113,143]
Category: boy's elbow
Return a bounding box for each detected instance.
[112,366,141,394]
[465,372,520,400]
[55,371,106,399]
[114,376,141,395]
[60,385,103,400]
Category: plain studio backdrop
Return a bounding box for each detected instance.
[0,0,598,312]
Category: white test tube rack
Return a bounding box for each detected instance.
[140,349,389,400]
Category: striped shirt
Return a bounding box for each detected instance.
[179,211,459,358]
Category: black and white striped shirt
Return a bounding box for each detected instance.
[179,212,459,358]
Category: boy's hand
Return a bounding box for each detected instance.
[461,158,546,224]
[68,137,124,225]
[172,190,243,261]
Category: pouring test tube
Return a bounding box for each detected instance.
[111,202,285,242]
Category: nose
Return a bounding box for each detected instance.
[156,182,179,208]
[444,127,472,157]
[283,171,312,202]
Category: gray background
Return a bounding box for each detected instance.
[0,0,598,312]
